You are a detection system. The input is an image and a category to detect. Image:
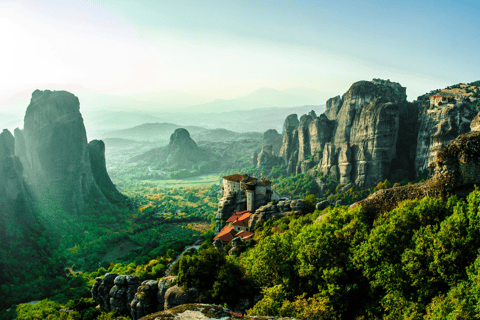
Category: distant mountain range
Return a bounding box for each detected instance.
[181,87,325,113]
[103,122,207,141]
[0,85,326,132]
[95,104,325,141]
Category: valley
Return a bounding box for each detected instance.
[2,79,480,320]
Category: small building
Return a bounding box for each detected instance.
[235,230,254,241]
[213,226,237,242]
[430,93,461,107]
[226,210,252,232]
[221,174,272,212]
[214,210,254,243]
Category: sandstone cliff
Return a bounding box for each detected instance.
[89,139,126,203]
[20,90,107,215]
[414,83,480,173]
[275,79,480,189]
[351,128,480,216]
[0,129,36,246]
[279,79,417,187]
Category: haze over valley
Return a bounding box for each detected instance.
[1,0,480,319]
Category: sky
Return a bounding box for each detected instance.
[0,0,479,112]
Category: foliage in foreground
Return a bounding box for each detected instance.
[239,188,480,319]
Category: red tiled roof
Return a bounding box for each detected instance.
[235,230,254,239]
[214,226,237,242]
[232,212,252,227]
[223,174,250,182]
[226,211,247,223]
[227,211,252,227]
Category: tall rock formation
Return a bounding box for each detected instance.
[20,90,107,215]
[256,145,283,170]
[414,84,479,173]
[129,128,219,172]
[273,79,480,189]
[89,140,126,203]
[0,129,36,243]
[278,79,419,187]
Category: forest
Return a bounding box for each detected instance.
[8,185,480,319]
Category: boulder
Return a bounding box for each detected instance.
[315,200,330,211]
[157,276,177,311]
[130,280,159,320]
[290,199,305,212]
[164,285,199,310]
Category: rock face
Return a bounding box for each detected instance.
[157,276,177,310]
[0,129,36,248]
[350,130,480,215]
[263,129,283,155]
[109,275,140,315]
[138,303,299,320]
[88,139,125,203]
[92,273,118,312]
[129,128,218,172]
[276,79,425,187]
[248,199,305,230]
[256,145,284,169]
[414,99,477,174]
[20,90,106,214]
[274,79,480,189]
[131,280,160,320]
[93,274,206,320]
[164,285,199,310]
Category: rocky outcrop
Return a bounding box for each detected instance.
[263,129,283,155]
[110,275,140,315]
[88,139,125,203]
[138,303,299,320]
[0,129,36,248]
[248,199,305,230]
[92,273,118,312]
[131,280,160,320]
[21,90,107,215]
[282,114,300,134]
[350,130,480,215]
[164,285,199,310]
[414,100,477,174]
[275,80,480,190]
[93,273,203,320]
[256,145,284,169]
[216,190,247,221]
[277,80,421,187]
[129,128,218,172]
[157,276,177,310]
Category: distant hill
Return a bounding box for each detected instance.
[102,138,140,148]
[191,128,262,142]
[151,105,326,133]
[181,87,324,113]
[129,128,219,173]
[102,122,208,141]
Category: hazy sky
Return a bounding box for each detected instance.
[1,0,479,105]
